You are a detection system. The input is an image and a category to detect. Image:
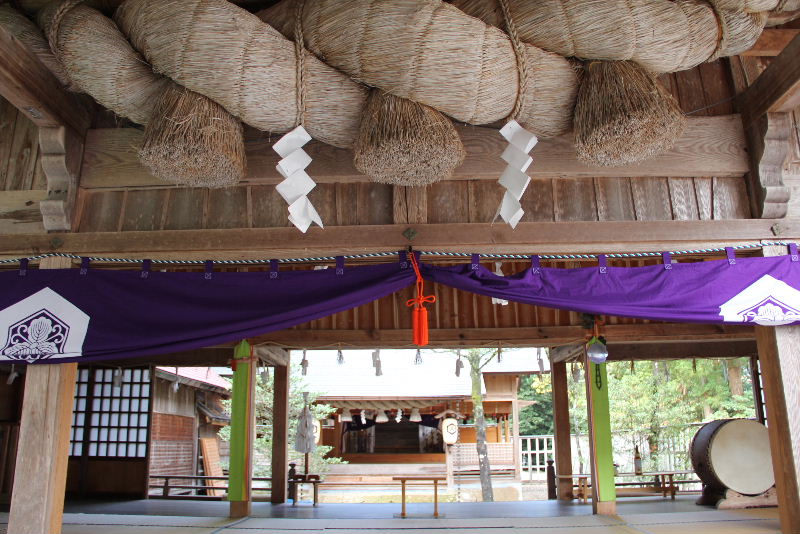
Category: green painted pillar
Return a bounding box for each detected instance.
[229,340,255,517]
[586,360,616,515]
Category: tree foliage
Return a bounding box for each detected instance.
[219,364,346,477]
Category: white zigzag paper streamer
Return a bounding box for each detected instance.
[497,120,538,228]
[491,262,509,306]
[273,125,323,233]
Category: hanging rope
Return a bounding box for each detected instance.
[406,253,436,346]
[498,0,529,121]
[293,0,307,127]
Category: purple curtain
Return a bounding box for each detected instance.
[422,251,800,325]
[2,247,799,365]
[0,258,414,364]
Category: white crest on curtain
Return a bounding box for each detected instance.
[0,288,90,362]
[719,275,800,325]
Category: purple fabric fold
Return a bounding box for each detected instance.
[421,254,800,325]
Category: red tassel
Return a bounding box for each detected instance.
[417,307,429,346]
[412,307,422,345]
[406,252,435,347]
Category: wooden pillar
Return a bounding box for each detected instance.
[750,356,766,424]
[8,256,77,534]
[271,364,289,504]
[511,398,522,480]
[756,244,800,533]
[585,359,616,515]
[551,362,573,500]
[228,340,256,518]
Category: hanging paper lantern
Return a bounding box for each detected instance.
[410,408,422,423]
[313,419,322,444]
[442,417,459,445]
[586,336,609,364]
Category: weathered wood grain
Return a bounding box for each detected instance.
[712,177,751,219]
[595,177,635,221]
[668,177,699,220]
[80,116,750,189]
[0,189,46,233]
[554,178,597,221]
[742,29,800,57]
[120,189,167,231]
[6,219,800,259]
[739,33,800,127]
[77,190,124,232]
[632,177,673,221]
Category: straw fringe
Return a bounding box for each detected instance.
[353,89,465,186]
[139,84,245,188]
[574,60,686,167]
[452,0,768,73]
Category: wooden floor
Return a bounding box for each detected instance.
[0,498,782,533]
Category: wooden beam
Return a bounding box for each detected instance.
[8,255,75,534]
[271,364,289,504]
[605,340,758,360]
[0,190,47,234]
[739,34,800,128]
[2,219,799,259]
[741,29,800,57]
[253,324,754,349]
[551,362,573,500]
[756,245,800,534]
[254,346,290,367]
[80,115,748,189]
[0,26,89,135]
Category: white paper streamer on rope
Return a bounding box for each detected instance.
[491,262,509,306]
[273,125,324,233]
[496,120,538,228]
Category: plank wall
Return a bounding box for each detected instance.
[71,59,751,233]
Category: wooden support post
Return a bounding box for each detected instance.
[8,256,76,534]
[755,245,800,533]
[750,355,766,425]
[511,397,521,480]
[551,362,574,500]
[228,340,256,518]
[271,364,289,504]
[585,358,616,515]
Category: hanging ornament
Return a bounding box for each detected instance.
[360,410,368,425]
[6,364,19,385]
[692,359,697,373]
[537,351,545,374]
[375,410,389,424]
[410,408,422,423]
[375,358,383,377]
[491,262,509,305]
[112,367,123,388]
[337,349,344,365]
[395,408,403,423]
[260,366,270,383]
[406,252,435,346]
[455,350,464,377]
[372,349,380,367]
[273,125,323,233]
[495,120,538,228]
[630,360,635,373]
[414,348,423,365]
[497,345,503,363]
[301,349,309,375]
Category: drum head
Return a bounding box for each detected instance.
[708,419,774,495]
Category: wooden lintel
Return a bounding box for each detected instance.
[80,115,747,189]
[1,219,799,259]
[253,345,290,367]
[252,324,754,349]
[741,29,800,57]
[606,340,758,361]
[0,26,89,135]
[739,33,800,128]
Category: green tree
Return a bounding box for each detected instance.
[518,373,554,435]
[220,364,346,477]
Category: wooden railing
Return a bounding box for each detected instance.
[520,435,555,480]
[148,475,272,499]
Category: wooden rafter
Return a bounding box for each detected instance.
[0,219,797,259]
[80,116,748,189]
[741,29,800,57]
[739,33,800,128]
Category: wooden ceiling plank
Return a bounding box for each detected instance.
[741,29,800,57]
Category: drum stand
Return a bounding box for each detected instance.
[697,485,778,509]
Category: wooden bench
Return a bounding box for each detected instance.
[557,474,590,502]
[557,471,699,502]
[392,475,446,518]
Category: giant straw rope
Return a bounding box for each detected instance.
[0,0,794,185]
